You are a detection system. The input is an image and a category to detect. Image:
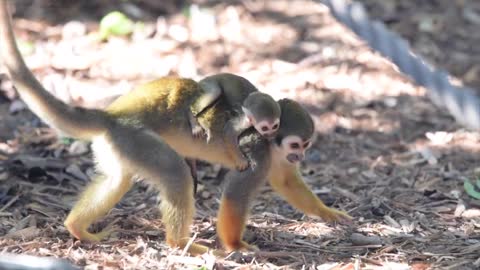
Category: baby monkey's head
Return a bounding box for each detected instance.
[242,92,281,138]
[274,99,314,164]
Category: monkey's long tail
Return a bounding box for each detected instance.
[0,0,111,140]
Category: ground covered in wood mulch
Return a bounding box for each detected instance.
[0,0,479,269]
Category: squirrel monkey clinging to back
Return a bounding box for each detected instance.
[190,73,281,170]
[0,0,351,255]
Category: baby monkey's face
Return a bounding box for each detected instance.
[243,106,280,138]
[252,117,280,137]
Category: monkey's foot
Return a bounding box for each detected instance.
[227,241,259,254]
[223,240,259,253]
[65,220,116,242]
[184,242,210,255]
[179,243,228,258]
[317,206,353,224]
[173,238,216,256]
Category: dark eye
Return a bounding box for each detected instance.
[303,142,310,148]
[261,126,269,132]
[291,143,300,149]
[272,123,279,130]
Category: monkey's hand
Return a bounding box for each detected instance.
[227,138,251,171]
[232,154,250,171]
[188,111,210,142]
[268,166,353,225]
[191,123,206,138]
[191,122,213,143]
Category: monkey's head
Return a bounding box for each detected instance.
[242,92,281,138]
[274,99,314,164]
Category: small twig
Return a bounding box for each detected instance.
[180,232,198,257]
[253,250,303,258]
[0,194,20,213]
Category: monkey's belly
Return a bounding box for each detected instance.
[160,130,235,169]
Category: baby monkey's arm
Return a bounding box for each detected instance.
[189,79,222,141]
[223,115,252,171]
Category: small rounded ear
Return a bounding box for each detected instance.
[242,106,255,124]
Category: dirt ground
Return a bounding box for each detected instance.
[0,0,479,269]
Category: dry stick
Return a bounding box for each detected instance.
[180,232,198,257]
[0,194,20,212]
[253,250,304,258]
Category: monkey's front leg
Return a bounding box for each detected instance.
[268,164,352,223]
[217,162,268,251]
[64,174,133,242]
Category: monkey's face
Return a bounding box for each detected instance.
[277,135,312,164]
[243,107,280,138]
[274,98,315,164]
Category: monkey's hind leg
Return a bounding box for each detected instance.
[107,126,210,255]
[64,173,133,242]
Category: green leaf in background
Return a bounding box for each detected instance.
[181,5,192,19]
[60,137,74,145]
[17,39,35,56]
[464,179,480,200]
[99,11,134,40]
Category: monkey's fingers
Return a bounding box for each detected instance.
[175,239,212,256]
[69,224,116,242]
[185,243,210,255]
[191,125,207,139]
[232,155,250,171]
[238,241,259,252]
[211,249,228,258]
[318,207,353,225]
[205,130,212,144]
[223,240,259,253]
[89,223,118,241]
[185,246,229,258]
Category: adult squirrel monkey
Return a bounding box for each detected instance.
[190,73,281,171]
[0,1,351,255]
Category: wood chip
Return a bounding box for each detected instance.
[350,233,383,246]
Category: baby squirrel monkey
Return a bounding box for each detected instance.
[0,0,351,256]
[190,73,281,170]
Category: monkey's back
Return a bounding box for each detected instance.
[107,78,200,114]
[200,73,259,110]
[106,77,204,129]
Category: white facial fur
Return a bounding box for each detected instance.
[243,107,280,137]
[279,135,312,164]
